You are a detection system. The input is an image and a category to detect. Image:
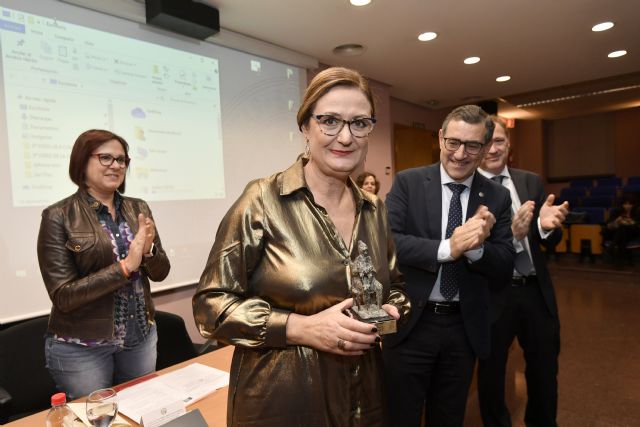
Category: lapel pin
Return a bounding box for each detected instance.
[479,192,485,197]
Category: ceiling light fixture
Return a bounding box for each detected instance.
[496,75,511,82]
[464,56,480,65]
[516,84,640,108]
[608,50,627,58]
[418,32,437,42]
[350,0,371,6]
[333,43,366,57]
[592,22,614,32]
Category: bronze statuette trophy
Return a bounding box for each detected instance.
[348,240,397,335]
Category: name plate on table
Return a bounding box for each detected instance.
[162,409,209,427]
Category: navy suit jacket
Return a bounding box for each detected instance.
[384,163,515,358]
[502,167,561,320]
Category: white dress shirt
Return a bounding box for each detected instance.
[478,166,552,276]
[429,165,483,302]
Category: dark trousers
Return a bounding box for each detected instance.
[477,283,560,427]
[383,310,476,427]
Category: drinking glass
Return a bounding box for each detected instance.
[86,388,118,427]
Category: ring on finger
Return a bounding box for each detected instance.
[337,339,346,351]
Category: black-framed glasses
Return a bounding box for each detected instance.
[442,137,485,155]
[313,114,376,138]
[91,153,130,167]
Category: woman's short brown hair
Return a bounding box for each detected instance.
[356,172,380,195]
[68,129,129,193]
[297,67,375,131]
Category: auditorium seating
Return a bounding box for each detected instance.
[581,195,614,208]
[622,184,640,196]
[573,207,607,224]
[569,178,593,189]
[559,187,586,207]
[589,186,618,197]
[595,177,622,187]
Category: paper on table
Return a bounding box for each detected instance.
[117,381,180,423]
[116,363,229,422]
[67,402,130,426]
[158,363,229,405]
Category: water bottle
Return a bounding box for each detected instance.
[45,392,75,427]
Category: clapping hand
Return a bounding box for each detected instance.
[123,213,152,273]
[141,215,156,255]
[539,194,569,232]
[512,201,535,241]
[450,205,496,258]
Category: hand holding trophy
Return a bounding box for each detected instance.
[349,241,397,335]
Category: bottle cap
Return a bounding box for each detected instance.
[51,392,67,406]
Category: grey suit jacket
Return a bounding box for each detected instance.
[384,163,515,358]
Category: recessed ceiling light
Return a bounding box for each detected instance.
[333,43,366,56]
[496,75,511,82]
[418,32,437,42]
[608,50,627,58]
[464,56,480,65]
[350,0,371,6]
[592,22,614,32]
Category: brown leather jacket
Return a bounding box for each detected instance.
[37,189,171,339]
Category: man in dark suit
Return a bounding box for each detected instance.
[477,116,569,427]
[383,105,515,427]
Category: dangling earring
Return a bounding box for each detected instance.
[304,138,311,159]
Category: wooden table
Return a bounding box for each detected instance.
[7,345,234,427]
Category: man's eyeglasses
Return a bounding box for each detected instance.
[442,137,486,155]
[91,153,130,167]
[313,115,376,138]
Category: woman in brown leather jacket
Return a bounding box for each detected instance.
[37,129,170,399]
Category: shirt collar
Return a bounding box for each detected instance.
[440,163,474,189]
[279,156,375,210]
[85,191,122,213]
[478,166,510,180]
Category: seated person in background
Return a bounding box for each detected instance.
[356,171,380,195]
[193,67,410,427]
[37,129,171,399]
[604,196,639,266]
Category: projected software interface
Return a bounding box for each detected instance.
[0,8,224,206]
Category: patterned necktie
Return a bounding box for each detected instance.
[491,175,535,276]
[440,183,466,300]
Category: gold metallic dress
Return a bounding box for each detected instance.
[193,158,410,427]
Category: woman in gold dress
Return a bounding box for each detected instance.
[193,67,410,426]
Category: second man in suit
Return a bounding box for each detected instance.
[477,116,569,427]
[383,105,515,426]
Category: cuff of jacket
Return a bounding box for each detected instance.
[264,308,290,348]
